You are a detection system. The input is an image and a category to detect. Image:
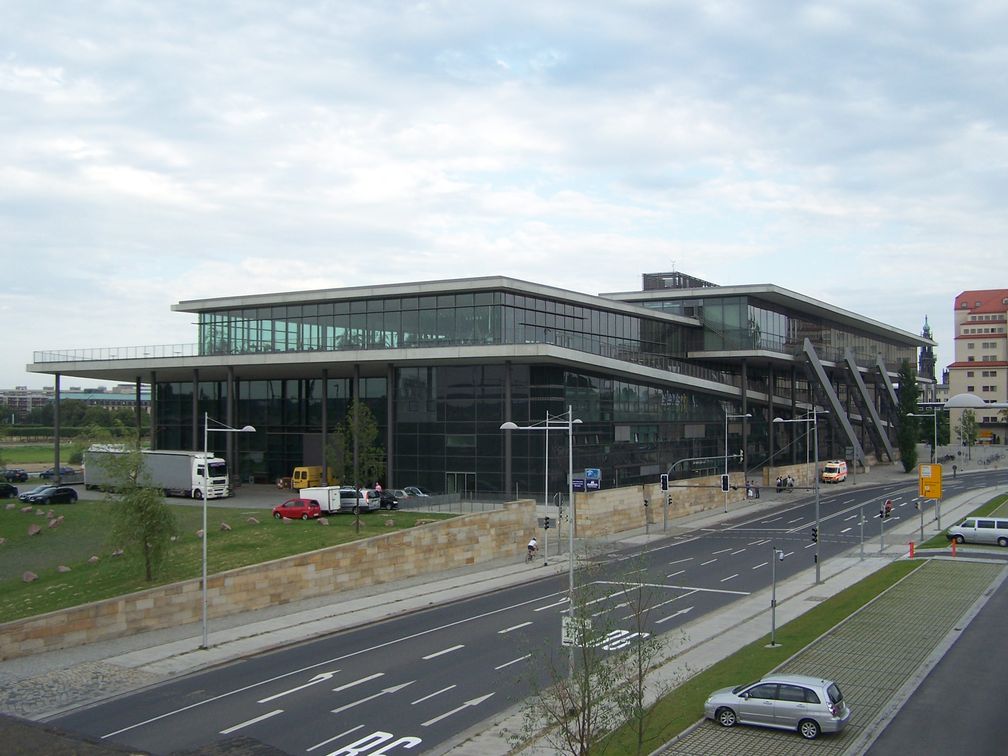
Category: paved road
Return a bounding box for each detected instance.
[32,468,1007,754]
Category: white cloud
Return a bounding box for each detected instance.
[3,0,1007,387]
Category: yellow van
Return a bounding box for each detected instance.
[291,466,339,489]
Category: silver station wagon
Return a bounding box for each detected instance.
[704,674,851,740]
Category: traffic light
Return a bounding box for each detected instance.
[738,448,744,463]
[811,527,818,543]
[660,473,669,491]
[721,474,730,492]
[544,515,551,530]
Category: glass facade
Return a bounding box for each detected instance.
[642,295,917,368]
[197,289,703,375]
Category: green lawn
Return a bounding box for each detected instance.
[919,492,1008,549]
[0,500,452,622]
[1,444,73,466]
[600,560,922,755]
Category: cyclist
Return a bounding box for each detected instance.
[527,537,538,562]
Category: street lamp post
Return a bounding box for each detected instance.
[773,409,827,584]
[202,412,256,649]
[724,412,752,513]
[770,544,784,646]
[501,406,582,675]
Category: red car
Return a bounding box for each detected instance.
[272,498,322,520]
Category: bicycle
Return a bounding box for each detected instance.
[525,546,539,563]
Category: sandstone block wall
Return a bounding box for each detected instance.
[0,500,535,661]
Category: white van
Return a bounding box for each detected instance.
[821,460,848,483]
[947,517,1008,547]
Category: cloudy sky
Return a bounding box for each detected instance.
[3,1,1006,389]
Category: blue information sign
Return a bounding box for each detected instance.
[585,468,601,480]
[572,478,586,492]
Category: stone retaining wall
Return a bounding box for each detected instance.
[0,500,535,661]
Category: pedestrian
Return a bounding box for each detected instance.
[374,481,383,495]
[776,475,783,493]
[754,483,760,499]
[745,480,752,499]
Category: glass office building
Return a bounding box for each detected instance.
[30,273,931,497]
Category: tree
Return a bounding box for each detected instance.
[896,360,919,472]
[510,550,681,756]
[328,399,385,487]
[96,446,178,581]
[956,409,979,460]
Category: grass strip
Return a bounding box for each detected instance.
[601,559,922,755]
[0,502,452,622]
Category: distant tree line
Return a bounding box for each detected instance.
[1,399,150,438]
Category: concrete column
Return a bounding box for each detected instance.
[504,361,512,497]
[135,376,143,446]
[227,367,235,485]
[321,369,329,486]
[53,373,61,484]
[150,371,157,450]
[353,364,360,488]
[192,369,199,451]
[386,363,394,487]
[768,364,775,470]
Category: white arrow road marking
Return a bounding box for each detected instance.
[333,672,384,692]
[421,693,495,727]
[655,606,694,625]
[258,670,340,703]
[844,514,857,521]
[412,685,456,705]
[331,681,415,714]
[306,725,364,752]
[422,644,464,660]
[220,709,283,735]
[495,654,532,670]
[498,621,532,634]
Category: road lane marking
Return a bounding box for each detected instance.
[761,517,782,524]
[534,598,570,611]
[100,587,570,739]
[804,543,816,549]
[844,515,857,521]
[841,527,852,533]
[700,559,717,566]
[307,725,364,752]
[731,549,746,555]
[594,580,749,596]
[644,590,698,615]
[669,557,694,565]
[720,574,739,582]
[499,621,533,634]
[331,681,415,714]
[711,548,733,555]
[752,561,768,569]
[666,569,685,578]
[422,644,464,660]
[412,685,456,704]
[786,517,803,524]
[333,673,384,692]
[783,551,794,557]
[421,693,495,727]
[655,605,694,624]
[748,539,770,546]
[495,654,532,670]
[219,709,283,735]
[257,670,340,703]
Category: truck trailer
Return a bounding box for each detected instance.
[84,447,231,499]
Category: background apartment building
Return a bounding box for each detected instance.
[947,289,1008,444]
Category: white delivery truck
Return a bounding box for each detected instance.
[84,447,231,499]
[299,486,344,515]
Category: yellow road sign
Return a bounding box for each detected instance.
[918,463,942,500]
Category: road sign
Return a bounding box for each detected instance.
[586,479,600,491]
[562,616,591,647]
[572,478,586,492]
[918,463,942,499]
[585,468,601,480]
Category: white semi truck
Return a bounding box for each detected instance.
[83,447,231,499]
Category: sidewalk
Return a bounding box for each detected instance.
[0,463,1000,753]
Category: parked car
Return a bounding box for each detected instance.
[19,485,55,502]
[378,489,399,509]
[338,487,381,512]
[20,486,78,504]
[704,674,851,740]
[272,498,322,520]
[947,517,1008,547]
[39,466,77,479]
[0,482,18,499]
[3,468,28,483]
[403,486,432,497]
